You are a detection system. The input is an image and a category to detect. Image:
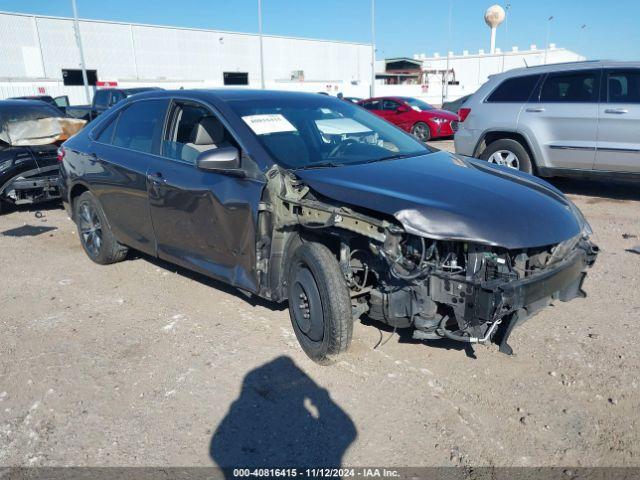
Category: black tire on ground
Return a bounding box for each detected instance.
[411,122,431,142]
[480,138,534,174]
[287,242,353,365]
[74,191,128,265]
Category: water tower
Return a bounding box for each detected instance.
[484,5,506,54]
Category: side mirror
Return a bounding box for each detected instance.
[396,105,409,113]
[196,146,244,176]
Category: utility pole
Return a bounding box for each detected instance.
[71,0,91,103]
[544,16,554,65]
[443,0,453,104]
[501,2,511,72]
[370,0,376,98]
[258,0,265,89]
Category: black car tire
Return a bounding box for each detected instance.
[481,139,533,174]
[74,191,128,265]
[411,122,431,142]
[287,242,353,365]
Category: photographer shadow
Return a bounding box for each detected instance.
[210,356,357,472]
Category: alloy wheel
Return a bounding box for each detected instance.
[78,202,103,258]
[488,150,520,170]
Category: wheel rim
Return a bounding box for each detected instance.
[78,202,103,258]
[488,150,520,170]
[291,267,324,342]
[412,124,430,142]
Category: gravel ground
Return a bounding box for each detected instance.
[0,139,639,467]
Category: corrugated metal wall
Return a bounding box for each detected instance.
[0,12,372,100]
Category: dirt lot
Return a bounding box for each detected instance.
[1,139,639,467]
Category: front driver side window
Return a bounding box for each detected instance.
[162,101,235,164]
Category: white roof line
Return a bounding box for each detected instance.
[0,10,372,47]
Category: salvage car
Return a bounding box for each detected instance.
[0,100,85,214]
[59,90,598,364]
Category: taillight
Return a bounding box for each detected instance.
[57,146,65,162]
[458,108,471,122]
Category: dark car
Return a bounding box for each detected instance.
[59,89,598,364]
[358,96,458,142]
[65,87,162,122]
[9,94,70,113]
[0,100,79,213]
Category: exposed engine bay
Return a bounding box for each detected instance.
[257,167,599,354]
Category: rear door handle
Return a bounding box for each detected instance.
[146,172,166,184]
[525,108,546,113]
[604,108,629,114]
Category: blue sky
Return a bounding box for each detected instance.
[2,0,639,60]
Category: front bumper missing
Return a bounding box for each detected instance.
[432,241,598,354]
[3,174,61,205]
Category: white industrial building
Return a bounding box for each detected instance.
[374,45,585,105]
[0,11,373,103]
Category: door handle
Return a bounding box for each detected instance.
[604,108,628,114]
[146,172,166,184]
[525,108,545,113]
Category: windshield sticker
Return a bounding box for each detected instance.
[242,114,297,135]
[315,118,372,135]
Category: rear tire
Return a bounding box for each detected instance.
[74,191,128,265]
[287,242,353,365]
[411,122,432,142]
[481,139,533,174]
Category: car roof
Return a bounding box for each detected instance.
[0,99,54,108]
[126,88,350,104]
[490,59,640,81]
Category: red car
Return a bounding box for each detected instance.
[358,96,458,142]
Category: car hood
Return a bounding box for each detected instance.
[294,151,583,249]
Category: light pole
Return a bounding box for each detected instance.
[258,0,265,89]
[370,0,376,98]
[443,0,453,104]
[544,15,554,65]
[579,24,587,54]
[71,0,90,103]
[501,2,511,72]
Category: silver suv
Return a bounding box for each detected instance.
[454,61,640,178]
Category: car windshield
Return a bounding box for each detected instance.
[0,102,62,124]
[401,97,434,112]
[227,95,430,169]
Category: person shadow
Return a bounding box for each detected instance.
[210,356,357,472]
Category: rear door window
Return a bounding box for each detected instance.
[605,70,640,103]
[382,99,400,111]
[362,100,381,110]
[112,100,168,154]
[539,70,600,103]
[486,74,542,102]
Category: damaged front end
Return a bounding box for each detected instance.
[258,167,598,355]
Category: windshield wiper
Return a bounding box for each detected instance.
[365,153,414,164]
[301,161,343,170]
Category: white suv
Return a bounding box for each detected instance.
[454,61,640,178]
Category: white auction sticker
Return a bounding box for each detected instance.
[242,114,297,135]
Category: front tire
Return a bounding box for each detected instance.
[411,122,431,142]
[480,139,533,174]
[74,191,128,265]
[287,242,353,365]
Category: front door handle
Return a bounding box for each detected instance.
[604,108,629,114]
[146,172,166,184]
[525,108,546,113]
